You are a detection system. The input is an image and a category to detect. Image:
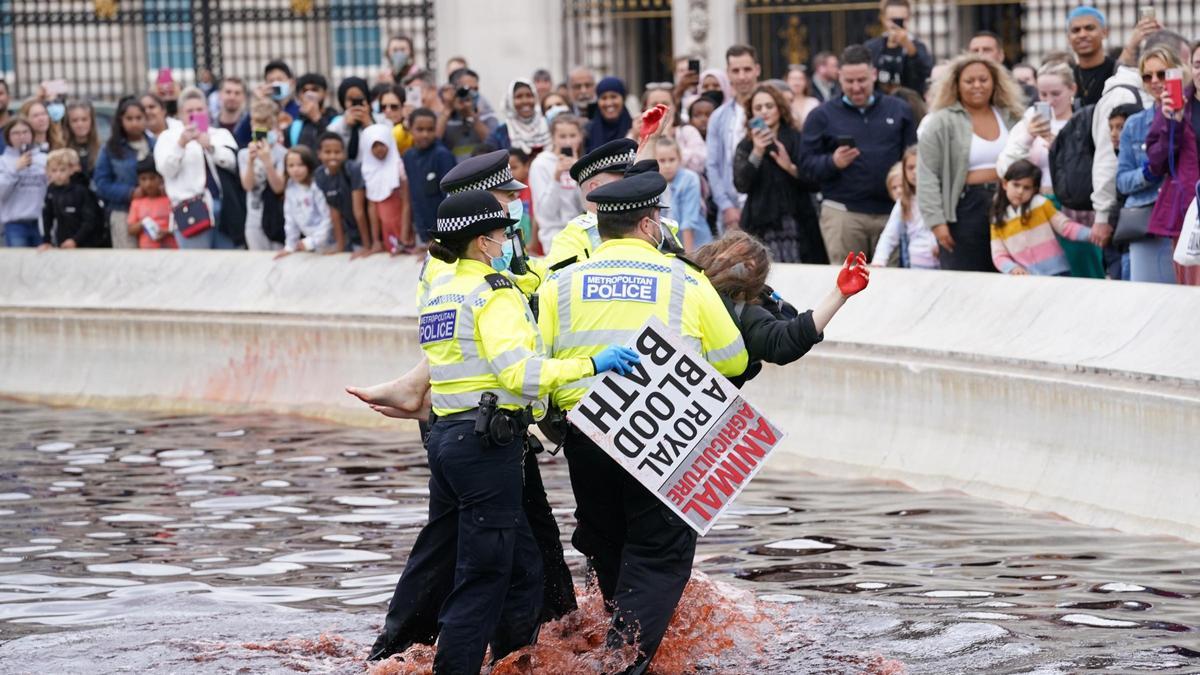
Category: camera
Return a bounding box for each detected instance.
[271,82,285,98]
[456,86,472,100]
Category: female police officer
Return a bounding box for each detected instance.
[408,189,638,674]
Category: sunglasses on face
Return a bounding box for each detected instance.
[1142,70,1167,82]
[380,103,402,111]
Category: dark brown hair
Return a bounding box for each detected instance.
[743,84,794,132]
[693,232,772,303]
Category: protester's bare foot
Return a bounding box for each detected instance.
[368,403,430,422]
[345,379,425,413]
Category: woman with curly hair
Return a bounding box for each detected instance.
[918,53,1025,271]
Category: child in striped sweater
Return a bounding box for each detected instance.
[990,160,1091,276]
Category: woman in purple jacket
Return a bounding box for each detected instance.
[1145,42,1200,285]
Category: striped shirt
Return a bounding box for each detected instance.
[990,195,1091,275]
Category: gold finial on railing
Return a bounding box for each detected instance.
[95,0,118,20]
[290,0,314,16]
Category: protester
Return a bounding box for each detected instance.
[802,44,916,263]
[18,99,64,152]
[62,101,100,179]
[154,87,239,250]
[94,98,154,249]
[874,147,937,269]
[402,108,454,245]
[696,231,869,388]
[990,160,1093,275]
[785,65,821,126]
[1115,45,1179,283]
[488,79,551,153]
[997,61,1076,192]
[809,51,841,102]
[327,77,378,164]
[362,122,410,254]
[316,132,370,254]
[865,0,933,95]
[277,145,335,255]
[733,84,826,264]
[530,114,586,253]
[1146,40,1200,286]
[39,148,105,249]
[238,99,287,251]
[289,72,338,150]
[918,54,1023,272]
[0,118,50,247]
[213,77,247,134]
[584,77,632,154]
[567,66,597,117]
[440,68,498,161]
[708,45,761,235]
[127,156,176,249]
[656,137,707,252]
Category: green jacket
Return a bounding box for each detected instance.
[917,102,1019,228]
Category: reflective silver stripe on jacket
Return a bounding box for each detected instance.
[705,337,745,364]
[432,389,531,411]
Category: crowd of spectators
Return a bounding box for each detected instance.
[1,2,1198,284]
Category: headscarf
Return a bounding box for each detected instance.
[504,79,551,153]
[699,68,734,108]
[360,123,403,202]
[586,77,633,153]
[337,76,372,160]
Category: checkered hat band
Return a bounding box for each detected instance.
[437,209,506,232]
[460,166,514,193]
[580,150,637,182]
[596,196,662,213]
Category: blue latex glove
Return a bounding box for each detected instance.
[591,345,640,376]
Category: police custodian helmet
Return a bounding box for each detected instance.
[435,190,520,241]
[440,149,527,194]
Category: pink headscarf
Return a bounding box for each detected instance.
[699,68,735,103]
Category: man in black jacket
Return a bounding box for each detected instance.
[863,0,933,95]
[40,148,106,249]
[290,73,339,150]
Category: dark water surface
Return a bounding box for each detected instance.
[0,402,1197,674]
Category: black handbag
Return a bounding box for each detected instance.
[1113,206,1152,245]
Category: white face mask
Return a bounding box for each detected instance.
[645,218,666,250]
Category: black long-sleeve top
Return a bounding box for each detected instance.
[42,173,105,247]
[723,286,824,388]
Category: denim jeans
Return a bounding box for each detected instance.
[3,221,41,247]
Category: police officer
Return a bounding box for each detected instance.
[546,138,685,268]
[376,190,639,674]
[537,172,748,673]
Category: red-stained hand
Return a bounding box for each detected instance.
[639,103,669,142]
[837,251,870,297]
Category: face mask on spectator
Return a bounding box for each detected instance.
[391,51,409,73]
[47,102,66,123]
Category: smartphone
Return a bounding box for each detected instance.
[1165,68,1184,107]
[271,82,285,99]
[252,128,268,143]
[43,79,69,98]
[1139,6,1155,20]
[835,135,857,149]
[892,17,905,29]
[405,86,421,105]
[561,146,574,158]
[750,117,767,132]
[1034,102,1052,121]
[189,112,209,132]
[19,143,33,155]
[687,58,701,74]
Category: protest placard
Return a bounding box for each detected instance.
[566,315,785,535]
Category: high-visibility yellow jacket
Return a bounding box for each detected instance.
[416,253,548,310]
[537,237,747,411]
[420,258,595,416]
[545,212,682,269]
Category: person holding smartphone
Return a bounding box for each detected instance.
[287,73,338,150]
[864,0,933,95]
[326,77,381,164]
[801,45,916,264]
[0,117,50,247]
[528,113,586,252]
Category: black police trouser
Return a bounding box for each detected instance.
[563,430,698,671]
[369,445,576,662]
[422,419,542,674]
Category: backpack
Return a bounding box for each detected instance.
[1048,84,1142,211]
[215,165,247,248]
[261,186,287,244]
